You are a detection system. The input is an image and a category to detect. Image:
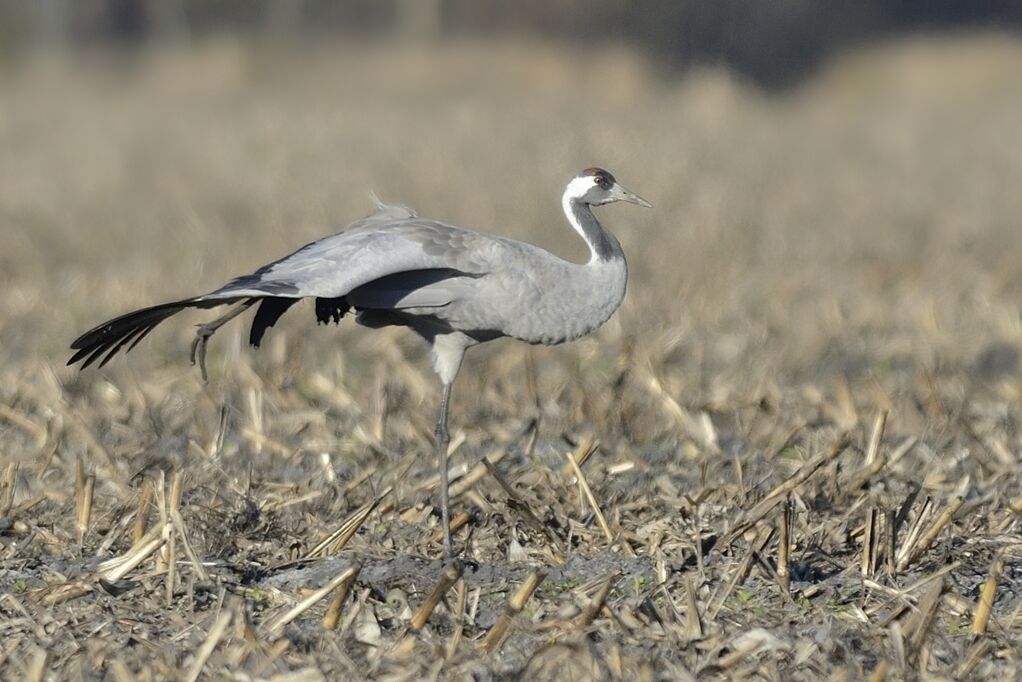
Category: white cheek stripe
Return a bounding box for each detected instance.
[564,175,598,200]
[562,176,601,263]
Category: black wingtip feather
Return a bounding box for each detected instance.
[67,345,94,367]
[80,343,112,370]
[125,321,160,354]
[315,297,349,326]
[249,298,299,348]
[68,297,237,370]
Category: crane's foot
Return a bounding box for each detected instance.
[189,326,215,382]
[189,301,255,382]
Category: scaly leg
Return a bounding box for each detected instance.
[189,300,255,381]
[435,382,454,559]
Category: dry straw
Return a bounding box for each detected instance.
[266,563,362,636]
[480,570,547,652]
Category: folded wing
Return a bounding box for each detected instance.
[68,200,505,369]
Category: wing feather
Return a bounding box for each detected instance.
[69,198,528,370]
[210,203,512,300]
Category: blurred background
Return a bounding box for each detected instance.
[1,1,1022,445]
[5,1,1022,86]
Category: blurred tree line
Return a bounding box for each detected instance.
[4,0,1021,86]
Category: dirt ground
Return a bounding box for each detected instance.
[1,35,1021,680]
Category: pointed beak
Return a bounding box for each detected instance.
[612,183,653,208]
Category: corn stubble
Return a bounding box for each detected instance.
[1,36,1022,680]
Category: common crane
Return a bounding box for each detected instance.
[68,167,651,558]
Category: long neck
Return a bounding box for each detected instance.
[562,195,624,264]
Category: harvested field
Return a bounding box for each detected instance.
[1,35,1022,680]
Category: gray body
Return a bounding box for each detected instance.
[69,167,650,559]
[216,199,627,383]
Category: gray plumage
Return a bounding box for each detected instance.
[69,166,651,559]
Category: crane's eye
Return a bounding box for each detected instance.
[596,177,611,189]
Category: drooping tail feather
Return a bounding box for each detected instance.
[68,297,239,370]
[70,293,353,371]
[315,297,350,325]
[249,298,299,347]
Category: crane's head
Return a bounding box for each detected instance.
[565,167,652,208]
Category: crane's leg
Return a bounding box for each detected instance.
[435,381,454,559]
[427,332,469,560]
[189,300,255,381]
